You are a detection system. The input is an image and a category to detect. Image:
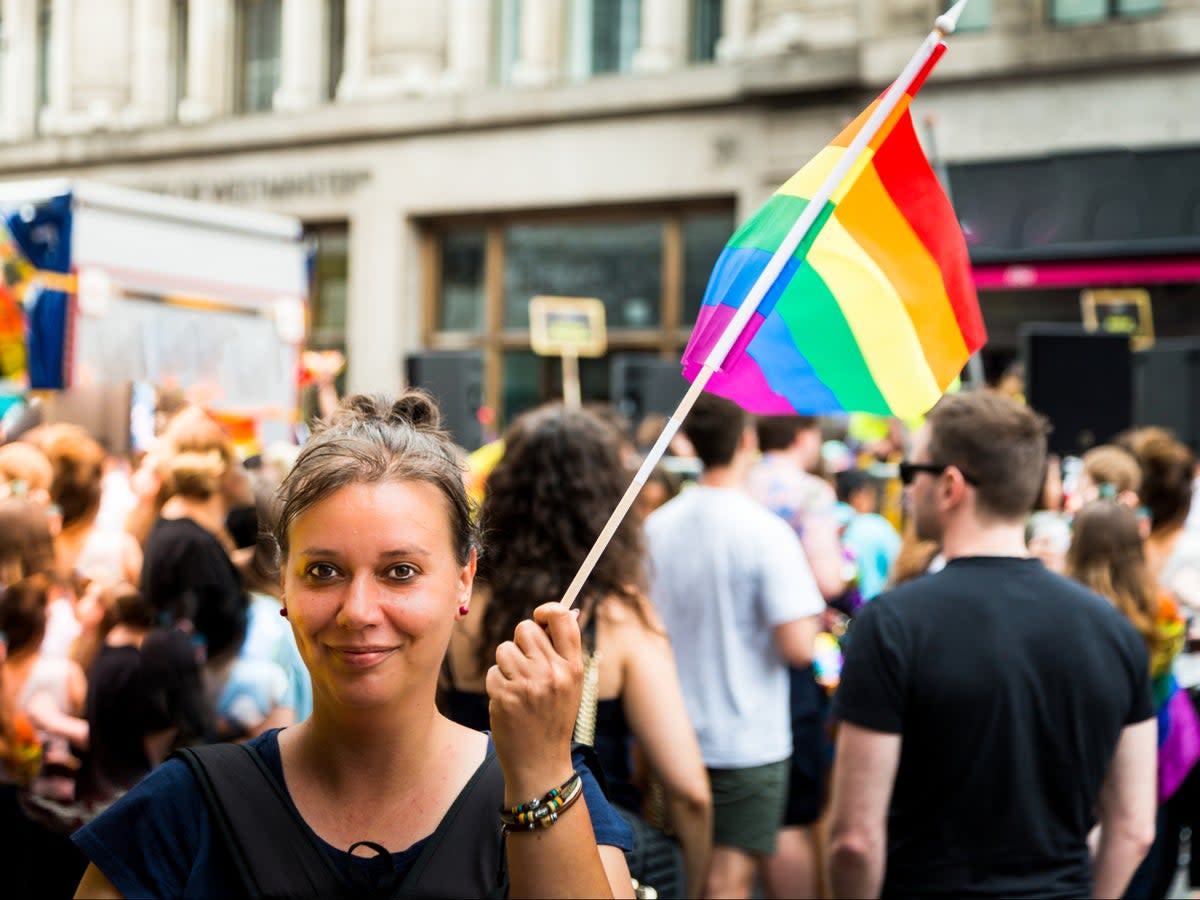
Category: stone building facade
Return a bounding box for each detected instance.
[0,0,1196,434]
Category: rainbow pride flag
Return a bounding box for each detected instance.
[682,44,986,419]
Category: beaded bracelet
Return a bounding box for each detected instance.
[501,778,583,833]
[501,777,580,825]
[500,771,584,833]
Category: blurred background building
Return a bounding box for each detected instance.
[0,0,1195,434]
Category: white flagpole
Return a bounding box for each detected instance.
[559,0,969,609]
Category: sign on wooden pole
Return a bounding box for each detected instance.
[529,296,607,409]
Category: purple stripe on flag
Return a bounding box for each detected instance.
[682,304,796,414]
[1160,687,1200,804]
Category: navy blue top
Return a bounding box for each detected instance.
[72,728,632,899]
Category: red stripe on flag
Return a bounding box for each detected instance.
[870,111,986,351]
[907,42,946,97]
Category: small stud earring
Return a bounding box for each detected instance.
[458,604,469,617]
[279,606,288,618]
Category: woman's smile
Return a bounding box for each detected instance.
[325,644,400,668]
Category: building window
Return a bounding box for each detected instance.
[569,0,641,79]
[308,223,349,353]
[1115,0,1165,14]
[1049,0,1163,24]
[492,0,520,84]
[236,0,282,114]
[169,0,189,119]
[946,0,991,31]
[439,229,486,332]
[682,210,736,323]
[689,0,722,62]
[325,0,345,100]
[423,203,735,427]
[36,0,51,117]
[503,220,662,329]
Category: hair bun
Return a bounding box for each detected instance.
[330,391,443,431]
[390,390,441,429]
[330,394,387,428]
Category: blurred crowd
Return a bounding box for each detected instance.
[0,373,1197,899]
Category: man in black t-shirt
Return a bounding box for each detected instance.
[827,392,1156,899]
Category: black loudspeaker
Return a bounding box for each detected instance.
[610,354,688,427]
[1021,325,1132,458]
[1134,339,1200,455]
[404,351,483,450]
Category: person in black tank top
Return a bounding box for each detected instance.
[446,403,713,898]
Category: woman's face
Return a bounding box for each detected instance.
[282,479,475,712]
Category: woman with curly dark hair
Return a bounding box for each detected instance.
[446,403,712,899]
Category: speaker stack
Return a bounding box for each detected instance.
[1020,324,1133,458]
[404,350,484,450]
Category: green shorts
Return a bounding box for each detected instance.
[707,758,790,856]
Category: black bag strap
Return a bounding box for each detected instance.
[174,743,349,899]
[398,750,507,898]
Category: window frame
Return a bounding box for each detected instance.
[234,0,283,115]
[35,0,51,126]
[421,200,734,426]
[568,0,643,80]
[492,0,521,85]
[689,0,723,63]
[168,0,189,120]
[307,220,350,352]
[1047,0,1165,25]
[325,0,346,101]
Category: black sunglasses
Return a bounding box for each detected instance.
[898,460,979,486]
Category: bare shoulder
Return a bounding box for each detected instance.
[597,593,668,647]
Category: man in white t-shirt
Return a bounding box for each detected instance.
[646,394,824,899]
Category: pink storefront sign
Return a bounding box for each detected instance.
[973,257,1200,290]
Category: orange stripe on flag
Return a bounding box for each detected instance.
[834,149,969,387]
[830,42,946,153]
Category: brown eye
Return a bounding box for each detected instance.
[387,564,417,581]
[305,563,338,580]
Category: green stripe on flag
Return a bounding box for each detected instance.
[773,263,894,415]
[728,195,837,265]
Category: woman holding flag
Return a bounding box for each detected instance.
[71,391,633,898]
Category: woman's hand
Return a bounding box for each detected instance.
[486,602,583,800]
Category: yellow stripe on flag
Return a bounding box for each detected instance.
[805,214,942,419]
[775,145,876,206]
